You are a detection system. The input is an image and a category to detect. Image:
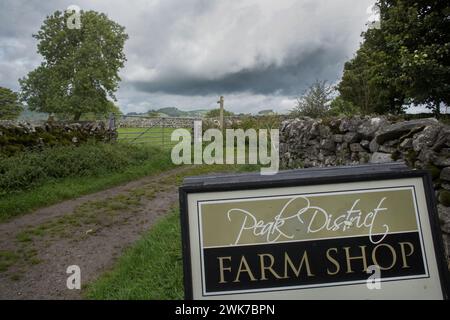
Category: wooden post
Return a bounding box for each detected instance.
[162,118,165,148]
[108,113,115,142]
[217,96,224,132]
[108,112,115,131]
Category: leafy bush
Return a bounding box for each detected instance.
[0,142,168,196]
[328,96,360,116]
[291,81,333,118]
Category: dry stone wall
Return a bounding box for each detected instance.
[0,120,117,156]
[280,116,450,265]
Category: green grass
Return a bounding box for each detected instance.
[0,243,41,273]
[85,208,184,300]
[1,178,170,274]
[0,143,175,222]
[0,250,19,272]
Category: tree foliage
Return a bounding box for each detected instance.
[0,87,23,120]
[378,0,450,113]
[338,0,449,115]
[78,101,122,121]
[328,96,359,117]
[20,10,128,120]
[338,15,406,115]
[291,81,333,118]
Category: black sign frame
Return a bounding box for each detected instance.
[179,163,450,300]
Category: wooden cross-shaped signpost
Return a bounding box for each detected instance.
[217,96,224,132]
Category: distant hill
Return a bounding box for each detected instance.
[156,107,186,117]
[186,109,209,117]
[126,107,209,117]
[17,106,209,121]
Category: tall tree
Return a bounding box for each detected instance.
[0,87,23,120]
[291,80,333,118]
[20,10,128,120]
[77,101,122,120]
[338,46,377,114]
[338,19,407,115]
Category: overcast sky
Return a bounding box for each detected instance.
[0,0,377,114]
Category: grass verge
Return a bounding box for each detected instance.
[85,208,184,300]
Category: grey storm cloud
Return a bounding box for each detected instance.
[132,47,347,95]
[0,0,375,113]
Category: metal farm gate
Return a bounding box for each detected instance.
[111,114,197,148]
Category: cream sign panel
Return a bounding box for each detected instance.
[199,186,426,295]
[180,165,449,300]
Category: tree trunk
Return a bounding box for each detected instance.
[434,102,441,119]
[73,112,82,121]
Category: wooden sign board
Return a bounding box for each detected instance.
[179,163,449,300]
